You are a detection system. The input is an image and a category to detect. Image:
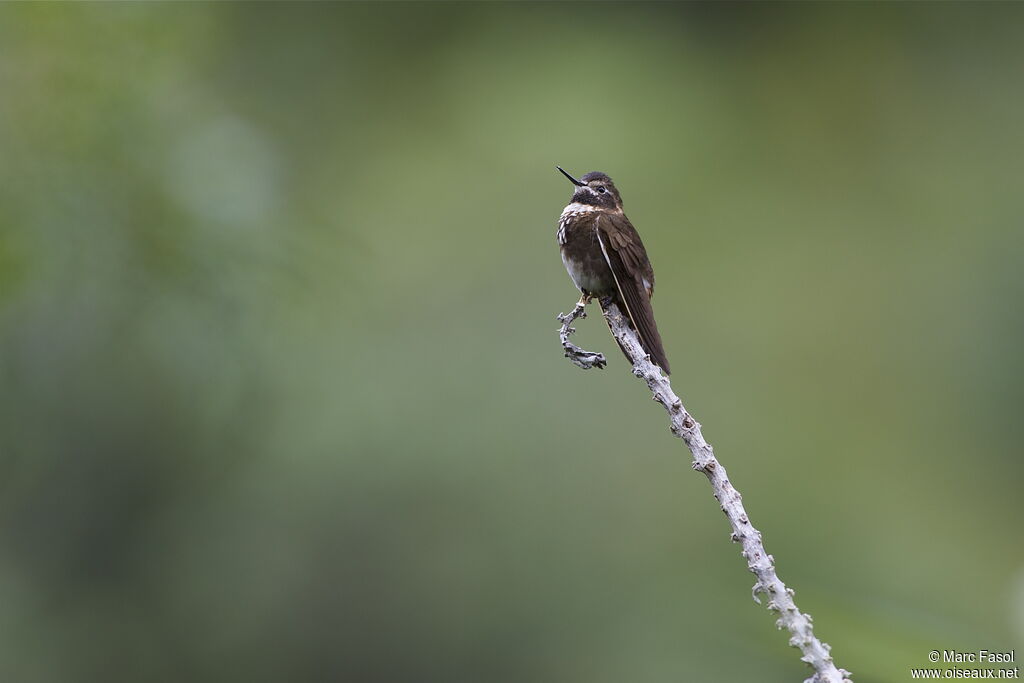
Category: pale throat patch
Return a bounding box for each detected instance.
[560,202,600,219]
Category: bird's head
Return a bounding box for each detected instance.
[557,166,622,210]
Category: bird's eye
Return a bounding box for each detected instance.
[596,186,607,194]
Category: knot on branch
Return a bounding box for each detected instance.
[692,459,715,473]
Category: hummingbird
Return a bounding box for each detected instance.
[556,166,671,374]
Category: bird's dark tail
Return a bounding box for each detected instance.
[599,294,671,375]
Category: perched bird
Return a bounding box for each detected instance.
[556,166,671,374]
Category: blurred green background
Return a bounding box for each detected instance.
[1,3,1022,682]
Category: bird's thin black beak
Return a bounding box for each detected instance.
[556,166,585,187]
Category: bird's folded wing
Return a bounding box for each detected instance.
[595,214,670,374]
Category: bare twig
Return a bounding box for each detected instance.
[558,299,852,683]
[557,301,607,370]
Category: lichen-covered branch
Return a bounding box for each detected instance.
[557,300,852,683]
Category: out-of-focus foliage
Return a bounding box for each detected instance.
[1,4,1021,682]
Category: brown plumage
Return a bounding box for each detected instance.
[556,168,671,374]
